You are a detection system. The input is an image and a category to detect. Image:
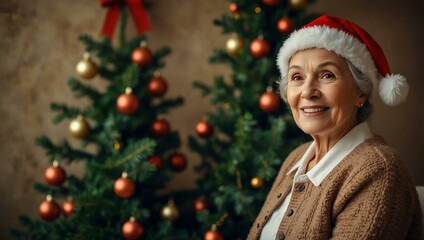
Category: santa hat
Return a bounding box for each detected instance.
[277,15,408,106]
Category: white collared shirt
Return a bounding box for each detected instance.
[259,122,374,240]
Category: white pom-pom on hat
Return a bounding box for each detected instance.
[379,74,409,106]
[277,15,409,106]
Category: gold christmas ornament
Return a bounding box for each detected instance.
[113,139,121,151]
[226,34,244,56]
[69,115,90,139]
[160,199,180,221]
[76,52,98,80]
[251,176,264,189]
[289,0,307,10]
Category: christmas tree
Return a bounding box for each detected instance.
[11,2,198,239]
[189,0,317,239]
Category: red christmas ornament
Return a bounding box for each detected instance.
[44,161,67,186]
[114,172,136,199]
[122,217,144,240]
[194,197,209,212]
[229,3,239,13]
[204,230,224,240]
[262,0,282,6]
[250,38,271,58]
[147,75,168,97]
[151,118,171,137]
[131,42,153,68]
[39,195,60,222]
[168,153,187,172]
[196,120,214,138]
[149,155,163,169]
[277,17,295,34]
[62,198,75,217]
[259,91,281,113]
[117,88,139,115]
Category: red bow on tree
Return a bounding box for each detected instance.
[99,0,152,40]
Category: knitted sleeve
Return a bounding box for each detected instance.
[331,145,420,239]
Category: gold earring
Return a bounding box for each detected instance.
[357,102,364,108]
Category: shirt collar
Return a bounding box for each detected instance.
[287,121,374,186]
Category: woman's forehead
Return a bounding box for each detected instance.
[289,48,348,67]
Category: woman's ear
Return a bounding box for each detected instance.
[360,93,368,102]
[357,93,368,107]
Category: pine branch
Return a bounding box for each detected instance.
[154,97,184,114]
[210,76,233,104]
[234,112,256,145]
[33,182,69,197]
[192,81,211,96]
[49,103,81,124]
[79,34,129,74]
[78,34,115,60]
[123,35,146,53]
[213,14,235,35]
[104,138,156,169]
[155,132,181,152]
[68,77,102,99]
[115,64,139,89]
[209,49,236,66]
[154,47,172,59]
[35,136,94,163]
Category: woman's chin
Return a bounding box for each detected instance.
[298,122,328,136]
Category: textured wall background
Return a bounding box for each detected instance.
[0,0,422,239]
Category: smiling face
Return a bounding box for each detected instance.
[286,48,366,140]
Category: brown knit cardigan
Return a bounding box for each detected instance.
[247,136,422,240]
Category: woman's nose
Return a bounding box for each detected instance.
[301,80,320,99]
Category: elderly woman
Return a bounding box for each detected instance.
[248,16,422,239]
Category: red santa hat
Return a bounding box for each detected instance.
[277,15,408,106]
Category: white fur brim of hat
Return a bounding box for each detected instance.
[276,26,409,106]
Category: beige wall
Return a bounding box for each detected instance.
[0,0,422,239]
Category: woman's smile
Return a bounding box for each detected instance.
[300,106,329,114]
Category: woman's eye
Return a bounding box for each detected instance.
[291,74,302,81]
[321,73,335,79]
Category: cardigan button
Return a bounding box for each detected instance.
[277,193,282,198]
[286,209,294,217]
[278,234,285,240]
[298,184,305,192]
